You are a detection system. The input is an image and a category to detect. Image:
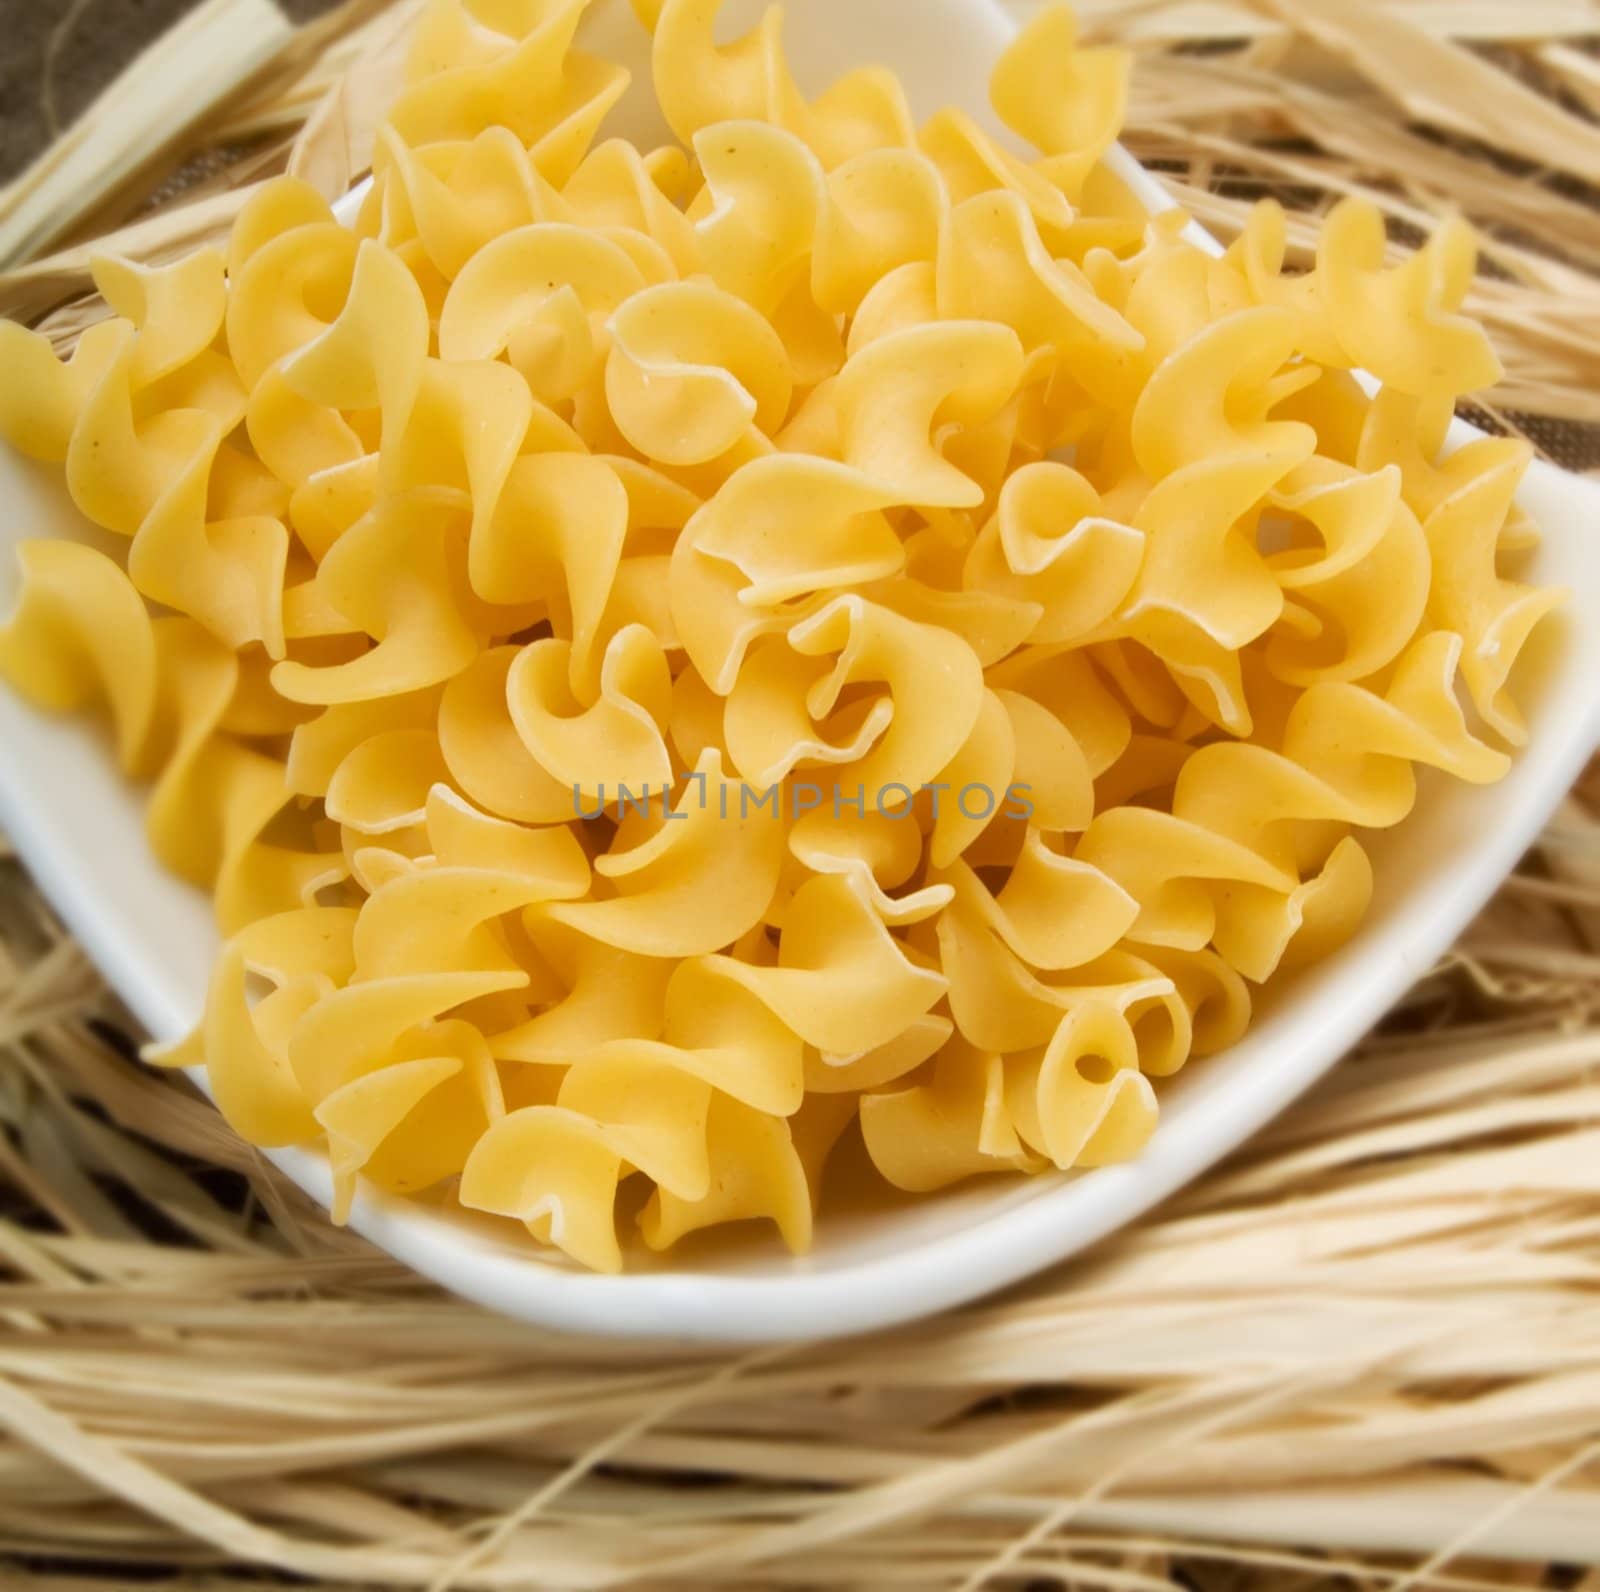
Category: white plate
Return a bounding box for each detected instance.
[4,0,1599,1344]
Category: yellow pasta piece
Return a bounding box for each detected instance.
[813,149,946,318]
[990,4,1129,201]
[606,281,792,465]
[0,545,337,932]
[1415,440,1568,746]
[507,625,675,797]
[440,221,645,402]
[833,320,1026,509]
[538,751,788,957]
[963,462,1144,647]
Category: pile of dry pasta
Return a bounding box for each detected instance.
[0,0,1568,1273]
[1,0,1599,1585]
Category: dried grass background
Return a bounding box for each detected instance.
[1,0,1600,1586]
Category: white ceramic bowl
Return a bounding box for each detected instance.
[4,0,1599,1345]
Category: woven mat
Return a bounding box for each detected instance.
[2,2,1600,1587]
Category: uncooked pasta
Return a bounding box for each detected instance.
[0,0,1563,1272]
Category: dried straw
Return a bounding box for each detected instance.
[1,1,1599,1586]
